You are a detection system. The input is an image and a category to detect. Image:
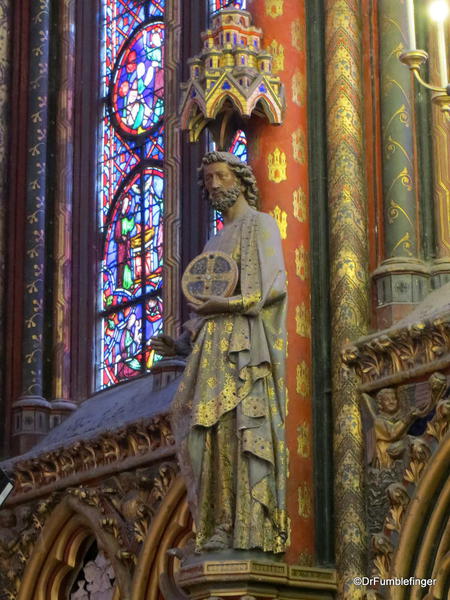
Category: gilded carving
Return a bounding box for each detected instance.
[343,319,450,388]
[361,387,433,469]
[0,495,60,599]
[292,128,306,165]
[293,187,307,222]
[268,40,284,73]
[268,148,287,183]
[291,18,304,52]
[265,0,283,18]
[11,416,175,495]
[295,245,308,281]
[269,205,287,239]
[366,373,449,587]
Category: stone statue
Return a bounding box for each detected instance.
[362,387,429,469]
[151,151,287,554]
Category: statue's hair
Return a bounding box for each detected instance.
[198,151,259,208]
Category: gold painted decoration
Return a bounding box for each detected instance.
[293,187,307,222]
[180,9,285,147]
[265,0,283,18]
[292,70,306,107]
[296,422,310,458]
[268,148,287,183]
[295,245,308,280]
[291,18,305,52]
[298,483,312,518]
[295,304,311,338]
[296,361,310,398]
[292,128,306,164]
[268,39,284,73]
[270,205,287,239]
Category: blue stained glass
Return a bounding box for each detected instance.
[99,0,165,390]
[102,167,164,309]
[111,22,165,137]
[101,303,144,386]
[209,0,246,14]
[144,123,164,160]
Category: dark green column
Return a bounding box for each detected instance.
[373,0,429,329]
[13,0,52,454]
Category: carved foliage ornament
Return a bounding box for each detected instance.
[10,416,174,496]
[343,317,450,388]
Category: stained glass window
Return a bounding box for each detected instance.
[98,0,165,389]
[210,129,248,235]
[209,0,246,14]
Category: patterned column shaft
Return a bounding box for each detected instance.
[325,0,369,596]
[163,0,181,338]
[52,0,75,405]
[20,0,51,400]
[248,0,314,564]
[379,1,419,259]
[430,28,450,286]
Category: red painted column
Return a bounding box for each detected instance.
[247,0,314,564]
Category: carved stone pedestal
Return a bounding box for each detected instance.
[177,558,336,600]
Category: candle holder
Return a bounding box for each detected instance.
[400,49,450,118]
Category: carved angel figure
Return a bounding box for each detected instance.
[362,388,427,469]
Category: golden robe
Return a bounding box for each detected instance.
[171,208,287,553]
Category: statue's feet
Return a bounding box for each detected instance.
[201,526,232,551]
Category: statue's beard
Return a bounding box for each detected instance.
[209,184,241,212]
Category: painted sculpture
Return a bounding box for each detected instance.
[151,151,287,554]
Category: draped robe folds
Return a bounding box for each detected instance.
[171,208,287,553]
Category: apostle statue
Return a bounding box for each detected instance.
[151,151,287,554]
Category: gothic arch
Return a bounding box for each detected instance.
[132,475,192,600]
[390,436,450,599]
[17,496,123,600]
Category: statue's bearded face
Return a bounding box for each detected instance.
[203,162,242,212]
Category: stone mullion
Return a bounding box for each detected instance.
[373,0,429,328]
[162,0,181,338]
[429,26,450,287]
[51,0,76,423]
[325,0,369,597]
[13,0,52,453]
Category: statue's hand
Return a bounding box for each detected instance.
[189,294,229,315]
[150,334,177,357]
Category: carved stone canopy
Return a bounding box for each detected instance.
[179,8,285,149]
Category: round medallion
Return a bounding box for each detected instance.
[182,251,238,305]
[110,22,165,139]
